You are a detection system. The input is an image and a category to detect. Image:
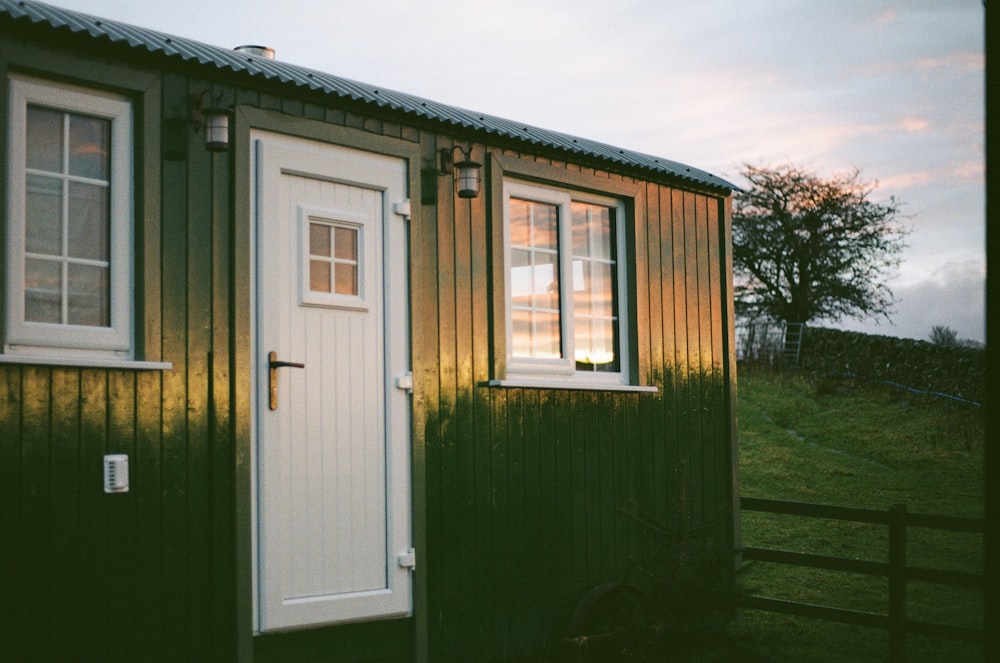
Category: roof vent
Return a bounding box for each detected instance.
[234,45,275,60]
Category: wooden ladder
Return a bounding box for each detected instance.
[782,322,805,364]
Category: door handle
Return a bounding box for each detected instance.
[268,351,305,410]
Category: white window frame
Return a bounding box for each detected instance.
[298,204,373,312]
[500,179,634,389]
[5,74,134,360]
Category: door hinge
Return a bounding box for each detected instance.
[393,199,411,219]
[398,548,417,570]
[395,372,413,392]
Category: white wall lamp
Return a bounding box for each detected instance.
[440,144,481,199]
[190,90,231,152]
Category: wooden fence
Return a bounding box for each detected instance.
[739,497,984,662]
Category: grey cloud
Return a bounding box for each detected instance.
[840,261,985,342]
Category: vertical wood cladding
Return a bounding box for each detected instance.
[0,69,239,660]
[418,152,736,661]
[1,50,735,663]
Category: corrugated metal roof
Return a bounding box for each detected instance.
[1,0,735,193]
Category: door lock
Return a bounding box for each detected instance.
[268,351,305,410]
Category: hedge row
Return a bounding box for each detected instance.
[798,326,985,405]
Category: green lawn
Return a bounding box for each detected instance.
[736,364,984,662]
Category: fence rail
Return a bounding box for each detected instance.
[739,496,984,662]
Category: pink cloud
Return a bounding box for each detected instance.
[896,118,929,133]
[877,172,934,191]
[914,52,983,73]
[873,9,897,28]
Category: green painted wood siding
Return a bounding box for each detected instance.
[415,147,736,661]
[1,36,736,663]
[0,66,238,659]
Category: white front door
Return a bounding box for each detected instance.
[253,131,411,632]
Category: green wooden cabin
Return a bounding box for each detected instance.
[0,1,740,660]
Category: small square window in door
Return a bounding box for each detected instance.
[299,206,369,311]
[309,222,359,296]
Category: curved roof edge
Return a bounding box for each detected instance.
[1,0,736,194]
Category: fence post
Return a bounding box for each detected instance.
[888,504,907,663]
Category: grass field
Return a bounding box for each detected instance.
[736,364,984,662]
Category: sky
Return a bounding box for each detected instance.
[41,0,986,343]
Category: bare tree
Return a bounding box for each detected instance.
[733,163,908,324]
[928,325,959,346]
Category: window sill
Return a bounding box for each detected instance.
[487,379,658,393]
[0,354,172,371]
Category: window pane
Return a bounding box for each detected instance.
[572,203,613,260]
[512,310,562,359]
[534,251,559,311]
[572,204,589,256]
[533,311,561,358]
[572,260,590,316]
[25,174,63,256]
[334,226,357,260]
[511,198,559,251]
[310,223,331,257]
[509,196,562,361]
[576,318,617,371]
[310,224,359,296]
[509,199,531,247]
[310,260,331,293]
[68,114,110,180]
[26,106,63,173]
[531,201,559,251]
[67,263,109,327]
[594,208,614,261]
[511,309,532,357]
[574,262,617,320]
[25,258,62,323]
[574,259,618,371]
[68,182,109,261]
[335,263,358,295]
[572,202,619,372]
[510,248,532,303]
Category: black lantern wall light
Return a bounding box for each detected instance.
[190,90,232,152]
[440,144,481,199]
